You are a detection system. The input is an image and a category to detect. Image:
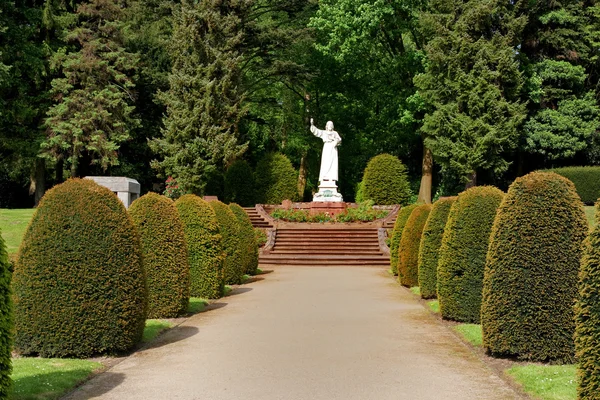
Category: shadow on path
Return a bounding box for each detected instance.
[63,372,125,400]
[226,287,252,296]
[142,326,199,351]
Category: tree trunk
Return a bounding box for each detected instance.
[417,146,433,204]
[297,154,307,201]
[465,170,477,189]
[29,158,46,207]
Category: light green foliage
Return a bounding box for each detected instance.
[254,228,267,248]
[453,324,483,347]
[389,204,418,276]
[398,204,432,287]
[362,154,412,206]
[229,203,259,275]
[507,365,577,400]
[427,300,439,313]
[41,0,140,177]
[210,201,243,285]
[254,153,297,204]
[225,160,255,207]
[142,320,174,343]
[188,297,209,314]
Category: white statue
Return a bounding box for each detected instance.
[310,118,341,183]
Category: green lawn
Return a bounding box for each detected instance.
[409,287,420,296]
[142,320,174,343]
[507,364,577,400]
[427,300,440,313]
[453,324,483,347]
[11,358,102,400]
[585,205,596,228]
[0,209,35,255]
[188,297,209,314]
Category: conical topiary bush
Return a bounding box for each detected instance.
[210,200,243,285]
[389,204,418,276]
[482,172,587,362]
[417,197,456,299]
[398,204,432,287]
[129,193,190,318]
[13,179,147,357]
[362,154,412,206]
[0,230,12,397]
[254,153,297,204]
[229,203,259,275]
[437,186,504,323]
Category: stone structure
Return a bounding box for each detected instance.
[310,118,343,202]
[85,176,140,208]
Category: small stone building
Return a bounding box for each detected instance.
[85,177,140,208]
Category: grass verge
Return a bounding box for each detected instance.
[224,285,233,296]
[11,357,102,400]
[409,287,420,296]
[585,205,596,229]
[188,297,209,314]
[427,300,439,313]
[0,209,35,255]
[506,364,577,400]
[142,319,174,343]
[453,324,483,347]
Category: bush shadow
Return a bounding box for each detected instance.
[243,276,265,284]
[225,287,253,296]
[141,325,199,351]
[42,371,125,400]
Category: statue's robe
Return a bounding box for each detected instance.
[310,125,341,182]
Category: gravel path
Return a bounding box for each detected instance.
[64,267,522,400]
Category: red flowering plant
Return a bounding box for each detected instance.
[164,176,185,200]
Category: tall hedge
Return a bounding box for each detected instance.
[417,197,456,299]
[210,201,244,285]
[0,230,12,397]
[129,193,190,318]
[224,160,255,207]
[254,153,297,204]
[437,186,504,323]
[175,195,224,299]
[13,179,147,357]
[362,154,412,206]
[398,204,432,287]
[229,203,259,275]
[576,201,600,398]
[481,172,586,362]
[547,166,600,205]
[389,204,418,275]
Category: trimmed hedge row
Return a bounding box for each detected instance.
[437,186,504,323]
[398,204,432,287]
[13,179,147,357]
[129,193,190,318]
[362,154,412,206]
[210,200,244,285]
[225,160,256,207]
[482,172,586,363]
[576,201,600,398]
[417,197,456,299]
[255,153,297,204]
[547,166,600,205]
[0,230,12,397]
[389,204,418,276]
[229,203,259,275]
[175,195,224,299]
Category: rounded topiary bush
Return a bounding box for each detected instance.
[175,195,224,299]
[362,154,412,206]
[210,200,243,285]
[229,203,258,275]
[437,186,504,323]
[129,193,190,318]
[398,204,432,287]
[13,179,147,357]
[547,166,600,205]
[389,204,418,276]
[417,197,456,299]
[0,231,12,397]
[481,172,586,362]
[254,153,297,204]
[224,160,255,207]
[576,201,600,398]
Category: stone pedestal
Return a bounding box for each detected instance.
[85,176,140,208]
[309,201,347,217]
[313,180,343,202]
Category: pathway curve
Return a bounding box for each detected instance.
[65,267,522,400]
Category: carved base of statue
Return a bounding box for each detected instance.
[313,180,343,202]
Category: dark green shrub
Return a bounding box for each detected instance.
[437,186,504,323]
[398,204,432,287]
[0,231,12,397]
[175,195,224,299]
[417,197,456,299]
[576,201,600,398]
[481,172,586,362]
[229,203,259,275]
[129,193,190,318]
[13,179,147,357]
[255,228,267,248]
[547,166,600,205]
[389,204,418,275]
[254,153,297,204]
[210,200,243,285]
[224,160,255,206]
[362,154,412,205]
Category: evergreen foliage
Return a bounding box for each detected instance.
[481,172,587,362]
[576,201,600,398]
[398,204,432,287]
[175,195,224,299]
[362,154,412,206]
[13,179,147,357]
[547,166,600,205]
[229,203,258,276]
[210,200,244,285]
[0,230,12,397]
[417,197,455,299]
[224,160,255,207]
[389,204,418,276]
[437,186,504,323]
[254,153,297,204]
[129,193,190,319]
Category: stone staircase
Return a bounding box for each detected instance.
[243,206,273,229]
